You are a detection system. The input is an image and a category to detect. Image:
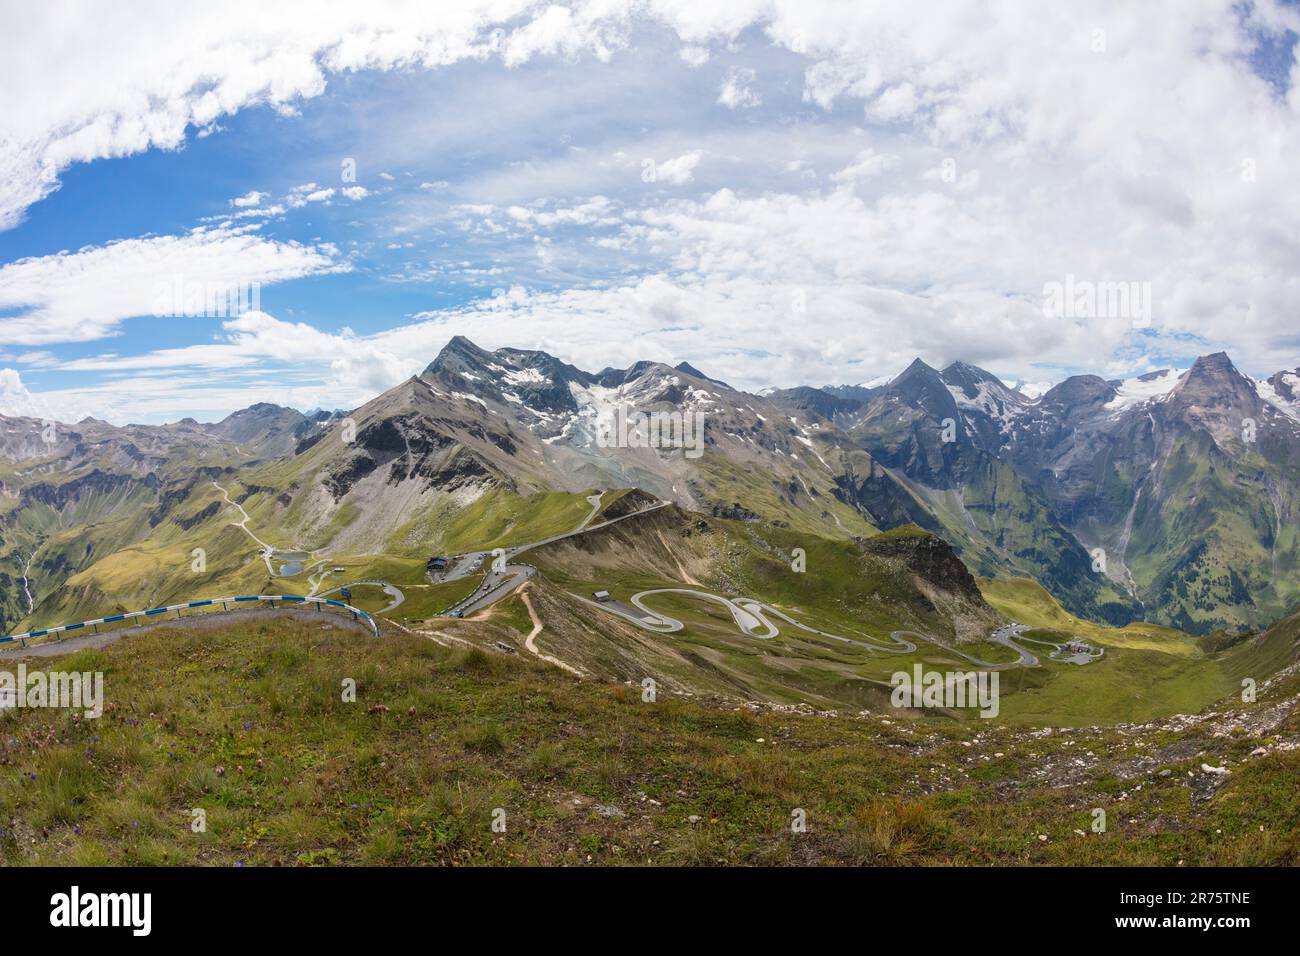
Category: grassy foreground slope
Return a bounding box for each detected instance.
[2,614,1298,866]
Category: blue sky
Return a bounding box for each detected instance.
[2,1,1299,424]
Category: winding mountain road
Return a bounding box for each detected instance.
[574,588,919,655]
[575,588,1100,671]
[214,481,276,576]
[314,581,405,614]
[441,496,670,618]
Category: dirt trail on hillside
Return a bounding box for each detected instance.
[520,586,583,677]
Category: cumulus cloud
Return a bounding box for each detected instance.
[717,67,761,109]
[6,0,1300,419]
[0,368,59,419]
[653,151,703,185]
[287,183,336,206]
[679,45,710,67]
[0,1,667,230]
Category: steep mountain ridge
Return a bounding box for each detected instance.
[4,340,1296,640]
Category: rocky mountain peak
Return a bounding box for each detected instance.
[423,334,496,378]
[768,386,864,424]
[1040,374,1116,410]
[1167,351,1260,421]
[674,362,732,390]
[1181,351,1246,389]
[883,358,959,420]
[940,360,1004,396]
[1268,366,1300,403]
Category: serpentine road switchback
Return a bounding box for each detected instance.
[574,590,1103,670]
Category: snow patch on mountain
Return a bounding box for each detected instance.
[946,379,1029,427]
[1255,376,1300,422]
[1105,369,1185,410]
[503,366,547,387]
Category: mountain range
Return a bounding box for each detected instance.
[2,337,1297,639]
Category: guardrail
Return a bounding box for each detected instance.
[1,594,379,648]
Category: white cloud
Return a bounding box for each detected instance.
[679,45,710,67]
[31,311,413,425]
[717,67,761,109]
[0,226,346,345]
[6,0,1300,417]
[655,151,703,185]
[503,196,618,227]
[230,190,267,207]
[829,148,898,184]
[287,183,336,206]
[340,186,370,201]
[231,204,287,220]
[0,368,63,419]
[868,83,917,121]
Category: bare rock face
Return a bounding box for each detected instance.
[862,526,987,607]
[1162,352,1267,450]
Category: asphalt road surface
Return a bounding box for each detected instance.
[574,588,1100,670]
[441,497,670,618]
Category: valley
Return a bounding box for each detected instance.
[1,339,1297,729]
[1,337,1298,873]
